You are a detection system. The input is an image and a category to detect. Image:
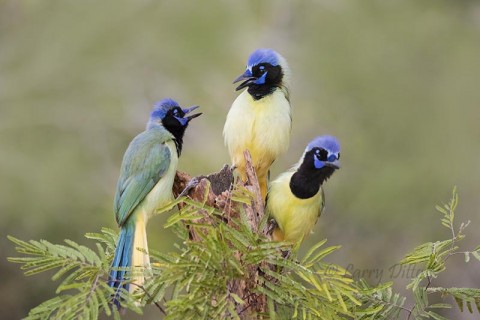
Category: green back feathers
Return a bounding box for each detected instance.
[114,126,174,226]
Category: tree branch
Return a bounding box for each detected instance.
[171,151,272,319]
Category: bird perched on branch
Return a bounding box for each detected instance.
[267,135,340,246]
[224,48,292,200]
[108,99,201,305]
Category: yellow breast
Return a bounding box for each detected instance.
[267,170,324,244]
[223,89,291,180]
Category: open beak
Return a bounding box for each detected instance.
[324,160,340,170]
[182,105,202,122]
[233,69,256,91]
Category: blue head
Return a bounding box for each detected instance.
[148,98,201,128]
[247,49,280,70]
[148,98,201,154]
[289,135,341,199]
[233,48,288,100]
[305,135,341,170]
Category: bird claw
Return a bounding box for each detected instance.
[177,177,201,198]
[267,218,277,236]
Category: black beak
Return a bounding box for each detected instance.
[182,106,202,122]
[186,113,202,121]
[233,70,256,91]
[324,160,340,170]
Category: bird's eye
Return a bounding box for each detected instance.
[314,148,328,161]
[259,65,265,73]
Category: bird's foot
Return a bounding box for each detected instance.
[267,218,278,236]
[177,176,202,198]
[281,249,292,260]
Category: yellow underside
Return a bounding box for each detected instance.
[267,171,324,245]
[224,89,291,199]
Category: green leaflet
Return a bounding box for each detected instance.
[8,187,480,319]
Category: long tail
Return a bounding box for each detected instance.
[108,217,149,307]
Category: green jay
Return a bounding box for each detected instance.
[224,48,292,200]
[108,98,201,305]
[267,135,340,246]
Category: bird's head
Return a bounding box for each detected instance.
[233,48,290,99]
[148,98,201,130]
[289,135,340,199]
[148,98,201,154]
[304,135,341,172]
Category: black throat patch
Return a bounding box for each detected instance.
[161,117,187,156]
[247,64,283,100]
[289,150,336,199]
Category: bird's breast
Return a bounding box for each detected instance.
[224,90,291,175]
[267,172,323,243]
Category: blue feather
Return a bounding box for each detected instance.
[149,98,180,122]
[254,72,268,85]
[306,135,340,154]
[247,48,279,68]
[109,223,135,306]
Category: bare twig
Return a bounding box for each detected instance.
[243,150,264,233]
[129,282,167,315]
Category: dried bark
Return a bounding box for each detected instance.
[172,151,272,319]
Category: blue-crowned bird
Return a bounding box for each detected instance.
[223,48,292,199]
[108,98,201,304]
[266,135,340,246]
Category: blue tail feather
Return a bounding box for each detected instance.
[108,223,135,306]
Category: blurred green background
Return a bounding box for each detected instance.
[1,0,479,319]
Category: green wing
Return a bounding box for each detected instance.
[114,128,173,226]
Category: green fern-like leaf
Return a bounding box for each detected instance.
[7,230,143,319]
[9,186,480,320]
[427,287,480,314]
[353,280,406,320]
